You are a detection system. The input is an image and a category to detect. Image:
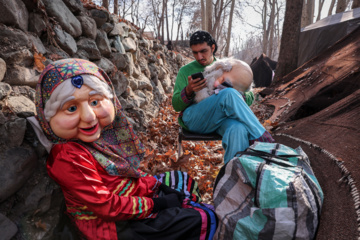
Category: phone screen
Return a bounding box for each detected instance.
[191,72,204,80]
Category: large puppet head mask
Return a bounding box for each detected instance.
[31,58,145,178]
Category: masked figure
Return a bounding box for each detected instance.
[28,58,217,240]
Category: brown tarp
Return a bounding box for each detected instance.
[261,24,360,239]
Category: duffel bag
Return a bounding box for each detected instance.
[213,142,323,240]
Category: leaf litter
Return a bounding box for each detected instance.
[138,90,271,204]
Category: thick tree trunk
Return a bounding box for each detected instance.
[262,0,268,55]
[267,0,276,57]
[316,0,325,21]
[273,0,304,84]
[328,0,336,16]
[336,0,346,13]
[102,0,109,10]
[114,0,118,15]
[206,0,213,33]
[201,0,206,30]
[352,0,360,8]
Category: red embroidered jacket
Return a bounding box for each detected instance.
[47,142,160,240]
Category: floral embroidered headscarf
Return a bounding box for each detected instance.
[35,58,145,178]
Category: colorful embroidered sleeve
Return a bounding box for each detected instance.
[47,142,160,221]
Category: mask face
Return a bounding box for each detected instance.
[49,84,115,142]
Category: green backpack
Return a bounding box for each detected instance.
[213,142,324,240]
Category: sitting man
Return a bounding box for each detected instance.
[172,30,274,164]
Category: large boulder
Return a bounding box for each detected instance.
[76,38,101,60]
[110,52,130,71]
[0,213,18,240]
[0,82,11,99]
[28,13,47,37]
[43,0,82,38]
[122,37,137,53]
[109,22,126,37]
[77,15,97,40]
[0,49,33,67]
[0,0,29,31]
[96,29,111,57]
[112,35,126,54]
[0,145,37,203]
[90,9,109,28]
[0,24,32,53]
[7,95,36,118]
[94,57,116,74]
[63,0,84,14]
[3,65,38,87]
[54,26,78,56]
[0,58,6,82]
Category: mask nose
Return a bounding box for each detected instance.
[80,104,96,123]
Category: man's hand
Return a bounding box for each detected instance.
[185,75,207,97]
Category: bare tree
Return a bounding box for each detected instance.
[328,0,336,16]
[352,0,360,8]
[201,0,206,30]
[263,0,276,56]
[336,0,347,13]
[114,0,118,15]
[267,0,276,58]
[273,0,304,83]
[224,0,235,56]
[102,0,109,10]
[174,0,193,46]
[316,0,325,21]
[206,0,213,32]
[301,0,314,27]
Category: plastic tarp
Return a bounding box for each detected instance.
[298,7,360,66]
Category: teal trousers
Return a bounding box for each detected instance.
[182,88,266,164]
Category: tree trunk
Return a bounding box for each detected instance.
[306,0,314,25]
[165,0,170,41]
[336,0,346,13]
[262,0,269,55]
[267,0,276,57]
[161,0,165,44]
[114,0,118,15]
[224,0,235,56]
[316,0,325,21]
[301,0,314,27]
[327,0,336,16]
[206,0,213,33]
[352,0,360,8]
[268,0,276,58]
[201,0,206,30]
[102,0,109,10]
[273,0,304,84]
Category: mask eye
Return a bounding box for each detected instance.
[90,100,98,106]
[67,105,77,112]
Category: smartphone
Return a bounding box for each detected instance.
[191,72,204,81]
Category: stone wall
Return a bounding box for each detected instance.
[0,0,186,239]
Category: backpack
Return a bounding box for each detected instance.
[213,142,323,240]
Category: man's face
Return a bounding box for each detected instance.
[191,42,215,66]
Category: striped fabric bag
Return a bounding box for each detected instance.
[155,171,218,240]
[213,142,323,240]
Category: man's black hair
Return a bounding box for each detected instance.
[189,30,218,55]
